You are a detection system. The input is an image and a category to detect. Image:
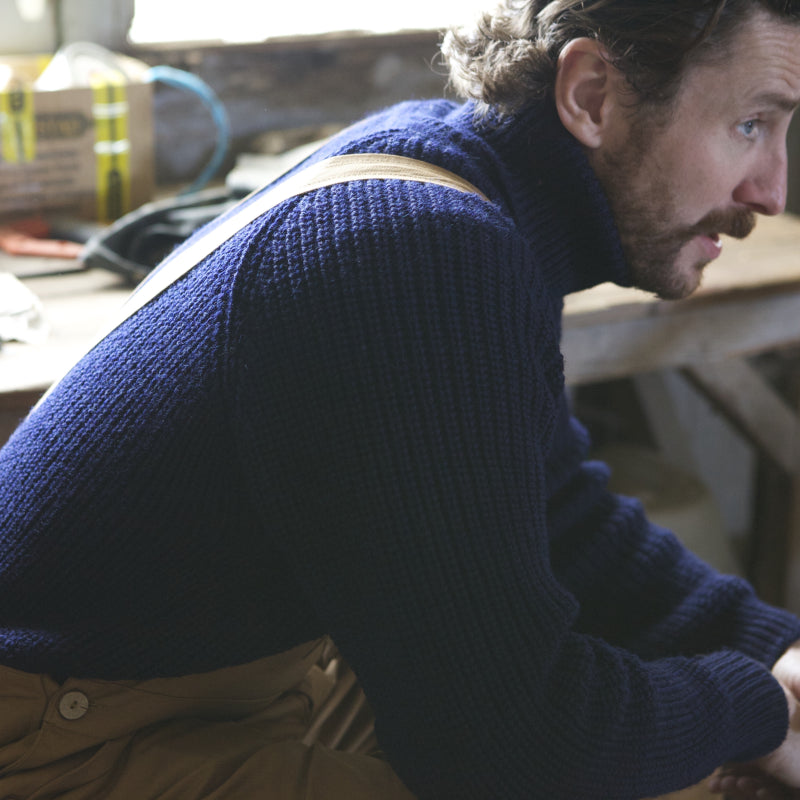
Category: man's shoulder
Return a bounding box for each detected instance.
[306,99,501,200]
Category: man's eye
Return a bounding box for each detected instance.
[738,119,759,137]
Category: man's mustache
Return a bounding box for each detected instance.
[693,207,757,240]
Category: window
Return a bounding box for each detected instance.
[129,0,487,44]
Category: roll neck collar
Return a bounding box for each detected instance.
[454,98,633,296]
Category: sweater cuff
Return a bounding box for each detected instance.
[700,648,790,763]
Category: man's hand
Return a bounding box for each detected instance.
[760,642,800,787]
[708,764,800,799]
[708,640,800,798]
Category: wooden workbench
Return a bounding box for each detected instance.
[6,213,799,391]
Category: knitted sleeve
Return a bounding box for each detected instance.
[548,457,800,667]
[230,179,791,799]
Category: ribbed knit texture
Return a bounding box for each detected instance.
[1,97,800,798]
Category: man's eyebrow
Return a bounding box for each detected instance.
[750,91,800,113]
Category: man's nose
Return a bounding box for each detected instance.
[732,147,788,216]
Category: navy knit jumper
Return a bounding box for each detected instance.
[2,97,800,799]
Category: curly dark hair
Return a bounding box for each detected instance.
[441,0,800,116]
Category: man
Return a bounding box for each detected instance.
[1,0,800,797]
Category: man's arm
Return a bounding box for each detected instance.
[232,182,798,799]
[549,470,800,666]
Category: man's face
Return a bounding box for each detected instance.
[591,11,800,300]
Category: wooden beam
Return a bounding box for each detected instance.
[682,359,800,475]
[563,287,800,386]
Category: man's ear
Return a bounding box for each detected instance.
[554,38,623,150]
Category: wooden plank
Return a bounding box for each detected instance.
[785,478,800,613]
[563,287,800,385]
[683,359,800,475]
[633,371,701,471]
[777,367,800,613]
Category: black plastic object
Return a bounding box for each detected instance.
[80,187,244,284]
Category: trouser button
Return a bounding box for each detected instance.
[58,690,89,720]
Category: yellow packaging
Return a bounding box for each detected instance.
[0,55,154,221]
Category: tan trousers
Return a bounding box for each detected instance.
[0,637,719,799]
[0,638,415,799]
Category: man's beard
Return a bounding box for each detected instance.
[591,128,757,300]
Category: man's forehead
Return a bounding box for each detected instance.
[685,11,800,107]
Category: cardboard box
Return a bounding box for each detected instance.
[0,55,154,221]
